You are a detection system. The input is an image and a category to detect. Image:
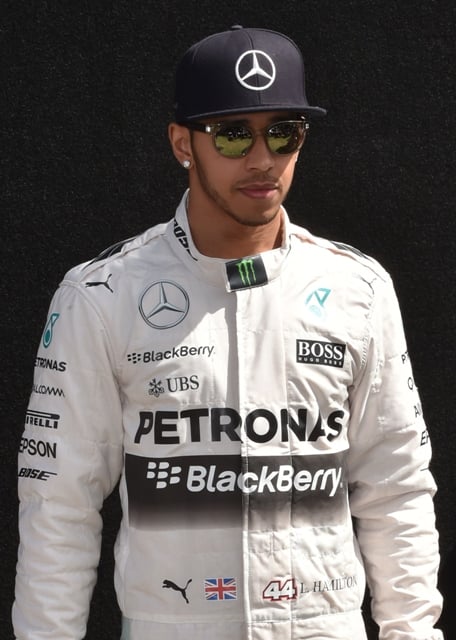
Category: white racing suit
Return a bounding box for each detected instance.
[13,192,443,639]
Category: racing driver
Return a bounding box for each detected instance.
[13,25,444,640]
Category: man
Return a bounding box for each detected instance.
[13,26,443,640]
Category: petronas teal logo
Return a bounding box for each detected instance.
[226,255,268,291]
[42,313,60,348]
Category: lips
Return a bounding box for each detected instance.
[238,182,279,199]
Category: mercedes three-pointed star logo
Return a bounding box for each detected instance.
[139,281,189,329]
[235,49,276,91]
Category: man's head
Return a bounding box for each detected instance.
[168,27,326,255]
[173,25,326,123]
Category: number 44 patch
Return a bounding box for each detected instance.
[263,578,297,601]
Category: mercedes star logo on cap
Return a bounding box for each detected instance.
[235,50,276,91]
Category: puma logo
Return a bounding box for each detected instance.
[85,273,113,293]
[162,578,192,604]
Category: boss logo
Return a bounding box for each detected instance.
[296,340,346,368]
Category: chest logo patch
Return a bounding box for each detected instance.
[139,281,189,329]
[225,255,268,291]
[296,339,346,368]
[305,287,331,318]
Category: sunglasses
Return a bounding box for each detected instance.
[185,118,309,158]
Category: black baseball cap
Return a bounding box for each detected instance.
[174,25,326,123]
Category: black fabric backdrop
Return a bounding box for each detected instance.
[2,1,455,638]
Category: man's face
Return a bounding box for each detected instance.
[188,111,302,228]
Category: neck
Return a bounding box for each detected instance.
[186,191,284,259]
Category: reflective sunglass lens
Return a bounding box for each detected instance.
[267,123,303,154]
[215,126,252,157]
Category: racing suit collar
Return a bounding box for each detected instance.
[166,190,292,292]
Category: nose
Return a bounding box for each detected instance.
[244,134,275,172]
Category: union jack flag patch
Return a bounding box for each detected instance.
[204,577,237,601]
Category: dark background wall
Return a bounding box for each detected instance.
[2,1,455,638]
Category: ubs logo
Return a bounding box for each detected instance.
[148,375,199,396]
[139,281,189,329]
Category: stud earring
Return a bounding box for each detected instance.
[182,160,191,169]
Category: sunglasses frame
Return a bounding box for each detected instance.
[184,117,309,158]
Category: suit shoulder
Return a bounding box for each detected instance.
[290,223,390,282]
[60,221,168,285]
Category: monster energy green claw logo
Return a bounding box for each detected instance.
[236,259,256,286]
[226,255,268,291]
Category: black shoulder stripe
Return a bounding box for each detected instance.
[330,240,371,261]
[89,236,136,265]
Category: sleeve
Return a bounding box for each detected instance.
[347,274,444,640]
[12,281,124,640]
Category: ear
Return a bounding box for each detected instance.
[168,123,193,167]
